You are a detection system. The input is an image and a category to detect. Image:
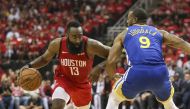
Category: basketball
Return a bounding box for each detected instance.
[18,68,42,91]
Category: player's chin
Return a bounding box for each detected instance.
[128,23,132,26]
[75,45,80,48]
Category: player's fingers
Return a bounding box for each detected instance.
[88,73,99,83]
[88,74,92,81]
[16,72,21,86]
[89,76,97,83]
[94,75,100,82]
[20,66,28,71]
[114,73,123,78]
[19,65,29,76]
[88,74,95,83]
[17,66,29,83]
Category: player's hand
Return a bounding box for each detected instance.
[18,65,29,75]
[112,73,123,82]
[105,72,123,82]
[17,64,30,84]
[89,66,103,83]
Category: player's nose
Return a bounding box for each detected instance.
[126,20,129,24]
[75,38,81,44]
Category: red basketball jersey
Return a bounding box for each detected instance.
[54,36,94,89]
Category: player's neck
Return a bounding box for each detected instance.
[133,23,147,26]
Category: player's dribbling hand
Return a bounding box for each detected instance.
[17,64,30,83]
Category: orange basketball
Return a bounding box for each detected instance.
[18,68,42,91]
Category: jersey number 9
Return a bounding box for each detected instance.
[139,36,150,48]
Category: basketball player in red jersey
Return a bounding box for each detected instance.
[20,21,110,109]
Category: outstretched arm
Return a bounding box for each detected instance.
[160,30,190,54]
[26,38,61,69]
[87,39,110,82]
[105,29,127,80]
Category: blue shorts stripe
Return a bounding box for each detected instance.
[123,66,132,80]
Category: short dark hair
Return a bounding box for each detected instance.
[185,71,190,75]
[66,21,81,32]
[131,8,148,23]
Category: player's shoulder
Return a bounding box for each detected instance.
[50,38,62,45]
[157,29,169,37]
[48,38,62,50]
[87,38,102,47]
[86,38,107,52]
[116,28,128,42]
[53,37,62,42]
[121,27,128,36]
[158,29,167,33]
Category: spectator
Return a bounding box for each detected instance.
[10,82,24,109]
[181,71,190,109]
[183,56,190,72]
[1,79,12,109]
[94,73,105,109]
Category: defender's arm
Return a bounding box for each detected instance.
[105,30,127,79]
[160,30,190,54]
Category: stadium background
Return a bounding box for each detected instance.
[0,0,190,109]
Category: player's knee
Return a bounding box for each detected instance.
[52,99,66,109]
[74,101,91,109]
[162,99,178,109]
[76,103,91,109]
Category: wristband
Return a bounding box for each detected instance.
[27,63,32,68]
[98,64,104,69]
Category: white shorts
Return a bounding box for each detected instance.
[52,86,70,103]
[52,86,91,109]
[65,102,91,109]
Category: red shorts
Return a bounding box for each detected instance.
[53,79,92,107]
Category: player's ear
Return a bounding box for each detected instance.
[66,30,69,37]
[133,17,138,24]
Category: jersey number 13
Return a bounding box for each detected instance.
[69,67,79,75]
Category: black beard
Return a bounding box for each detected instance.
[66,38,84,54]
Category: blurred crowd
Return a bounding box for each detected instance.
[0,68,53,109]
[157,1,190,108]
[0,0,134,109]
[1,0,190,109]
[0,0,134,64]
